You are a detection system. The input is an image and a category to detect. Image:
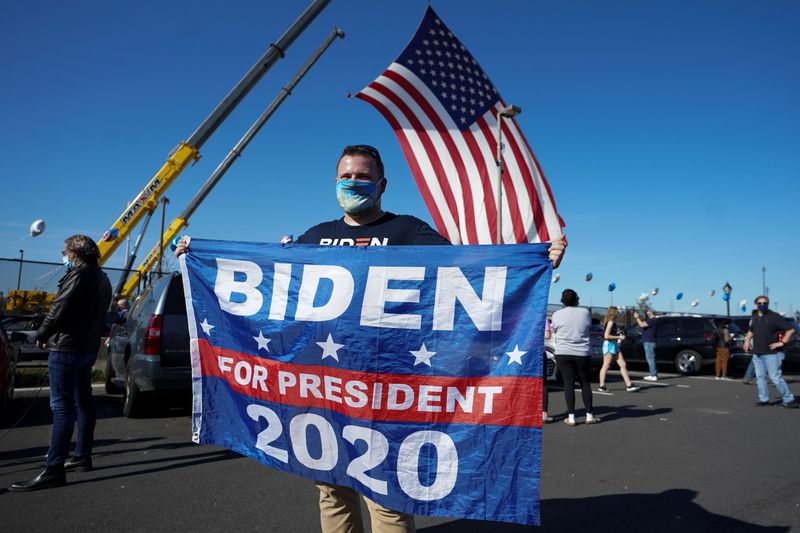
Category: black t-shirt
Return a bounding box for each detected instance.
[641,319,657,342]
[296,212,450,246]
[748,310,792,354]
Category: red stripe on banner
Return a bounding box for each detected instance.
[355,91,450,240]
[475,116,527,244]
[382,70,480,245]
[198,339,542,428]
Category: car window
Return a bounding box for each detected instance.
[657,319,678,337]
[679,318,706,334]
[163,276,186,316]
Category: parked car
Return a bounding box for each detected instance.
[106,272,190,417]
[1,314,47,362]
[620,315,717,375]
[0,323,17,415]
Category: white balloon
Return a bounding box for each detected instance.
[29,219,46,237]
[739,299,747,307]
[639,293,650,301]
[552,273,560,283]
[691,299,700,307]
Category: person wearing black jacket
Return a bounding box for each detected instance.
[10,235,112,491]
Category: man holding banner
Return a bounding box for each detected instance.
[177,144,565,531]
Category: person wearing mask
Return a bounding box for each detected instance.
[597,306,640,392]
[10,235,112,491]
[550,289,600,426]
[744,296,797,408]
[634,309,659,381]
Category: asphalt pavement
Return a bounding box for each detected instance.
[0,369,798,532]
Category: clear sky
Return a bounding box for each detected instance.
[1,0,798,316]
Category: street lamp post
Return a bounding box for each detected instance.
[16,249,24,291]
[495,104,522,244]
[723,282,732,317]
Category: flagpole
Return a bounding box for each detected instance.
[495,105,522,244]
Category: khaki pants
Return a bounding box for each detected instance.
[316,482,416,533]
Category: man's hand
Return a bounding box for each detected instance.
[174,237,190,257]
[35,340,47,350]
[743,339,750,352]
[547,235,567,269]
[769,342,785,351]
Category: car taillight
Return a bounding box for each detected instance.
[703,332,712,341]
[143,314,163,356]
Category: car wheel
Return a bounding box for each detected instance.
[123,361,147,418]
[674,349,703,375]
[105,355,123,395]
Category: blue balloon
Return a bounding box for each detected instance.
[585,272,593,282]
[608,282,616,292]
[740,305,747,313]
[722,293,730,301]
[676,292,684,300]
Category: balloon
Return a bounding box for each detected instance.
[552,273,560,283]
[708,290,715,298]
[639,293,650,301]
[691,299,699,307]
[651,288,659,296]
[608,282,616,292]
[740,305,747,313]
[29,219,45,237]
[738,299,747,308]
[585,272,593,282]
[722,293,730,301]
[676,292,684,300]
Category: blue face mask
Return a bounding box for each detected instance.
[336,179,382,215]
[757,303,769,312]
[62,254,74,270]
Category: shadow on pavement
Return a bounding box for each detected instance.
[593,404,672,422]
[420,489,790,532]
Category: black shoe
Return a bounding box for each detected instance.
[64,455,93,472]
[754,401,770,407]
[9,466,66,492]
[780,401,799,409]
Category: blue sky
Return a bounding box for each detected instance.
[1,1,798,316]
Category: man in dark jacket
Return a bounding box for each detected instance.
[10,235,112,491]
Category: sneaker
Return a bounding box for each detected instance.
[715,376,721,380]
[543,415,554,424]
[643,375,658,382]
[626,385,641,392]
[596,386,608,392]
[780,401,799,409]
[743,379,753,385]
[585,417,602,425]
[563,418,576,426]
[754,401,770,407]
[721,376,732,381]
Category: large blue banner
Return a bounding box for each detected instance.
[179,239,551,525]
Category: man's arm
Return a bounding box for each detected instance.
[743,331,753,351]
[548,235,566,268]
[771,327,795,351]
[35,271,80,347]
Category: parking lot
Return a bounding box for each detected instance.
[1,368,798,532]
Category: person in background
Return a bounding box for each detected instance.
[10,235,112,492]
[712,318,732,380]
[597,306,640,392]
[744,295,797,408]
[543,318,553,423]
[550,289,600,426]
[105,298,129,348]
[634,309,659,381]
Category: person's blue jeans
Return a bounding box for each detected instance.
[46,351,97,467]
[751,352,795,404]
[744,357,755,381]
[643,342,657,376]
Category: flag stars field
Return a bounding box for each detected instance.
[410,343,437,367]
[317,333,344,362]
[253,330,271,352]
[200,319,214,336]
[506,345,527,366]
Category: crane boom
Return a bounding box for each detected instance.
[118,27,345,299]
[96,0,331,265]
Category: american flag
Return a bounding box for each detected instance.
[357,7,564,245]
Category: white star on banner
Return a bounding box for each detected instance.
[200,319,214,336]
[410,343,437,367]
[506,345,527,365]
[317,333,344,362]
[253,331,271,352]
